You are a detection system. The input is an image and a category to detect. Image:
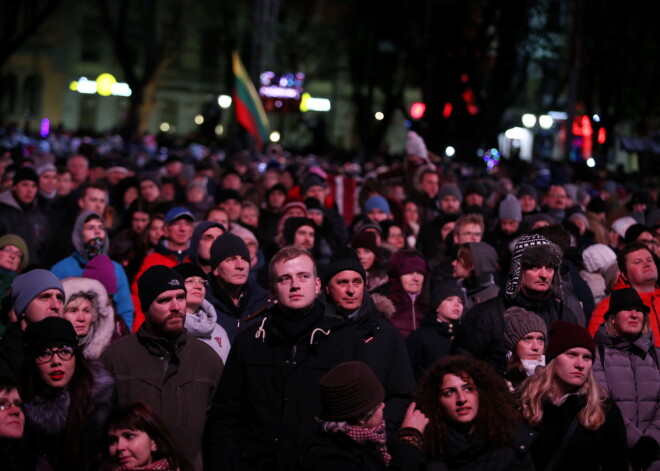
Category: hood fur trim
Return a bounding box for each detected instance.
[371,293,395,319]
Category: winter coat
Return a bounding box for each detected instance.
[530,395,628,471]
[424,423,536,471]
[0,322,24,379]
[0,190,48,266]
[388,277,430,339]
[457,293,579,374]
[205,275,270,343]
[62,276,116,359]
[205,300,368,471]
[129,242,190,331]
[406,316,458,382]
[300,428,423,471]
[185,299,231,364]
[101,325,223,470]
[24,359,115,471]
[593,327,660,448]
[589,284,660,347]
[340,293,416,443]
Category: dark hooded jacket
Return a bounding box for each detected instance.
[406,315,458,382]
[205,299,368,471]
[0,189,48,266]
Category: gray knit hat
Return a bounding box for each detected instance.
[438,185,463,203]
[11,269,64,316]
[505,234,563,301]
[503,307,548,352]
[499,194,522,222]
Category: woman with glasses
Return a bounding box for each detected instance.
[0,376,34,470]
[20,317,114,471]
[173,263,230,363]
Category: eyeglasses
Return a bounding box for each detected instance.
[0,399,23,411]
[639,238,658,248]
[184,277,208,287]
[0,246,23,259]
[35,346,75,364]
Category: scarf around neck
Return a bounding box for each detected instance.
[344,420,391,465]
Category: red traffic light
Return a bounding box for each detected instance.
[410,102,426,120]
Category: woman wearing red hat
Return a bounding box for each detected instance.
[518,321,628,470]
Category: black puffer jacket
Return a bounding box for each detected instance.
[406,316,457,382]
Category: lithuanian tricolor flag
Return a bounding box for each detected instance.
[232,52,270,148]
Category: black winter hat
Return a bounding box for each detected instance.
[430,284,464,312]
[24,317,78,356]
[324,247,367,285]
[283,217,316,246]
[173,262,206,281]
[210,232,250,269]
[137,265,185,313]
[13,167,39,186]
[624,224,652,245]
[320,361,384,421]
[605,287,650,318]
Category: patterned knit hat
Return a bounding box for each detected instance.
[505,234,563,301]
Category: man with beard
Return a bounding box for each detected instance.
[102,265,223,470]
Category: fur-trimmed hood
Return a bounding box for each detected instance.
[62,276,115,359]
[371,293,395,319]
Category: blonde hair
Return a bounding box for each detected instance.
[604,311,650,336]
[518,361,606,431]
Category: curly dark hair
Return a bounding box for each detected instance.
[414,354,520,456]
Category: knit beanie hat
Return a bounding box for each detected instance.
[610,216,637,239]
[464,181,487,198]
[13,167,38,186]
[624,223,652,245]
[499,194,522,222]
[586,196,607,214]
[546,320,595,362]
[351,230,381,261]
[406,131,428,160]
[582,244,617,273]
[320,361,385,421]
[304,197,324,212]
[283,217,316,246]
[364,196,391,217]
[324,247,366,285]
[23,317,78,356]
[431,284,464,312]
[505,234,563,301]
[82,254,118,295]
[388,249,428,278]
[503,307,548,352]
[266,183,288,199]
[137,265,185,313]
[518,184,538,201]
[568,212,590,230]
[605,287,650,318]
[301,174,326,196]
[438,185,463,203]
[280,200,308,217]
[0,234,29,272]
[230,224,259,249]
[173,262,206,281]
[215,188,242,205]
[11,269,64,316]
[35,162,57,177]
[210,232,250,269]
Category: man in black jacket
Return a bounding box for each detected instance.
[457,233,579,373]
[206,246,365,471]
[322,247,416,442]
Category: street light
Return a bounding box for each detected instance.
[539,115,553,129]
[522,114,537,128]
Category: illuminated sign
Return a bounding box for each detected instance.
[300,93,331,112]
[69,74,132,97]
[259,71,304,113]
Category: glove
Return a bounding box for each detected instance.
[630,436,660,470]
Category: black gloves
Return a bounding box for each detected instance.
[630,435,660,470]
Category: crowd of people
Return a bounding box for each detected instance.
[0,125,659,470]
